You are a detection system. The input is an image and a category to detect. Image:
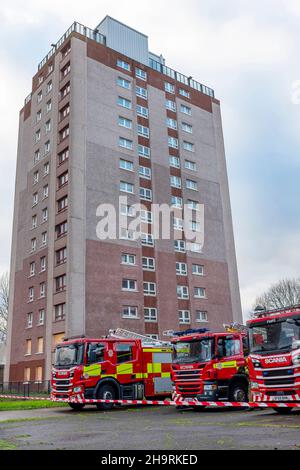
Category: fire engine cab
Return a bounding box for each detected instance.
[247,305,300,414]
[51,329,173,411]
[171,327,249,406]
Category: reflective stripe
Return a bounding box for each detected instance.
[117,363,133,375]
[83,365,101,377]
[147,363,162,374]
[213,361,237,369]
[161,372,171,378]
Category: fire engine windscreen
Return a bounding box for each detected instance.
[55,343,84,367]
[249,317,300,355]
[173,338,214,364]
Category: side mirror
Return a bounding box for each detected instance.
[292,340,300,351]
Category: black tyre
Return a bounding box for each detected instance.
[192,406,206,412]
[273,407,293,415]
[68,403,85,411]
[229,382,248,403]
[96,384,116,411]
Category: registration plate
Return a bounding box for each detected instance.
[270,396,292,401]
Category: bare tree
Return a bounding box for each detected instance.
[0,272,9,342]
[254,278,300,312]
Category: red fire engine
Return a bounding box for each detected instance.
[247,305,300,414]
[171,327,249,407]
[51,329,173,411]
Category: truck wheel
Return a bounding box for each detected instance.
[68,403,85,411]
[273,407,293,415]
[96,384,116,411]
[229,382,248,403]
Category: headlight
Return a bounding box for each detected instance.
[204,384,217,391]
[251,382,259,389]
[73,386,83,393]
[253,360,261,368]
[292,355,300,365]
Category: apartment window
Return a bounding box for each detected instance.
[117,59,130,71]
[190,220,201,232]
[176,262,187,276]
[174,240,186,252]
[27,313,33,328]
[139,166,151,179]
[119,137,133,150]
[56,247,67,265]
[141,233,154,246]
[196,311,208,323]
[139,187,152,201]
[24,367,31,382]
[168,136,178,149]
[29,262,35,277]
[38,309,45,326]
[48,63,53,74]
[140,210,153,224]
[33,171,39,185]
[181,104,192,115]
[36,110,42,122]
[179,310,191,324]
[166,100,176,112]
[192,264,204,276]
[40,282,46,298]
[122,306,138,319]
[60,125,69,141]
[57,195,68,212]
[28,287,34,302]
[142,257,155,271]
[137,125,149,138]
[56,274,67,292]
[58,171,68,188]
[188,242,202,253]
[120,228,135,240]
[37,337,44,354]
[25,339,32,356]
[194,287,206,298]
[121,254,136,265]
[44,141,50,154]
[34,150,40,165]
[136,68,147,80]
[179,88,190,98]
[42,207,48,223]
[46,100,52,113]
[122,279,137,291]
[32,215,37,229]
[32,193,38,206]
[37,91,43,103]
[165,82,175,94]
[60,104,70,120]
[184,161,196,173]
[137,105,149,119]
[182,123,193,134]
[61,62,70,78]
[169,156,180,168]
[186,179,198,191]
[35,130,41,143]
[58,148,69,165]
[118,116,132,129]
[144,308,157,322]
[177,286,189,299]
[171,196,183,208]
[38,75,43,85]
[54,303,66,321]
[118,96,132,109]
[40,256,46,272]
[183,141,194,152]
[31,238,37,252]
[136,86,148,99]
[41,232,47,247]
[56,221,68,238]
[117,77,131,89]
[120,181,134,194]
[173,217,184,231]
[138,145,151,158]
[46,81,53,94]
[62,42,71,57]
[170,175,181,189]
[44,162,50,176]
[166,118,177,130]
[120,159,134,172]
[60,82,70,99]
[43,185,49,199]
[187,199,200,210]
[144,282,156,296]
[120,204,135,217]
[45,120,51,133]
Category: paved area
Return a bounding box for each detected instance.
[0,405,300,450]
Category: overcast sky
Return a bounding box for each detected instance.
[1,0,300,319]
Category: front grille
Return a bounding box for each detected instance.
[264,378,295,386]
[266,390,296,396]
[262,369,293,378]
[53,378,73,393]
[173,369,202,395]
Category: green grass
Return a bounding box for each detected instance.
[0,399,68,411]
[0,439,17,450]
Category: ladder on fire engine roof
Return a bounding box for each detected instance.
[252,304,300,318]
[108,328,170,347]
